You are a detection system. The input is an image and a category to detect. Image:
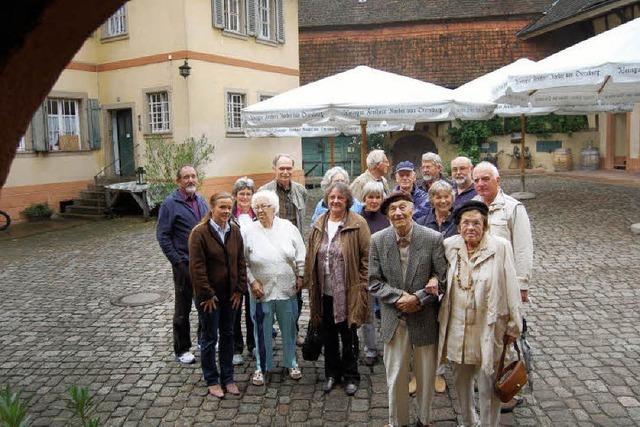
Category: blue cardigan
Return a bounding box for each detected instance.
[156,190,209,265]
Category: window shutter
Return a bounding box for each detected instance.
[275,0,285,43]
[31,102,49,152]
[212,0,225,28]
[88,98,102,150]
[246,0,257,36]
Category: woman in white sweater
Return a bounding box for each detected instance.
[243,190,306,386]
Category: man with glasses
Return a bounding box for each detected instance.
[450,156,477,210]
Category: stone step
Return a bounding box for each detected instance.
[73,198,106,208]
[65,205,106,216]
[80,189,106,199]
[60,212,106,220]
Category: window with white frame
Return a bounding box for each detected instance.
[224,0,241,33]
[257,0,272,40]
[104,6,127,37]
[17,135,26,152]
[147,91,170,133]
[226,92,246,131]
[47,98,81,151]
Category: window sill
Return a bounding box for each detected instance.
[222,30,248,41]
[101,33,129,43]
[256,37,278,47]
[143,132,172,138]
[225,130,246,138]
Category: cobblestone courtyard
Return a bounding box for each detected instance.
[1,175,639,426]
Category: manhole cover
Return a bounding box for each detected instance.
[111,291,170,307]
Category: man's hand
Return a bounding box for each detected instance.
[520,290,529,303]
[250,280,265,299]
[231,291,242,310]
[200,297,217,313]
[425,277,439,296]
[395,292,421,313]
[295,277,303,292]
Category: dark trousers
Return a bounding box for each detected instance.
[172,262,194,356]
[234,290,255,354]
[197,297,235,387]
[321,295,360,384]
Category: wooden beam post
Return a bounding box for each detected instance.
[360,120,368,173]
[328,136,335,167]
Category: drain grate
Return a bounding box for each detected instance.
[111,291,170,307]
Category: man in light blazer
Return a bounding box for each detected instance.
[369,191,447,427]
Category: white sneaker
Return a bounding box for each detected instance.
[176,352,196,364]
[232,353,244,365]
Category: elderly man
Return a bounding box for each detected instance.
[393,160,429,220]
[350,149,391,201]
[369,191,447,427]
[416,152,451,193]
[450,156,477,210]
[472,161,533,412]
[259,153,307,340]
[157,165,209,365]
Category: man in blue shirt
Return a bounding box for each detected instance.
[451,156,477,210]
[157,165,209,365]
[393,161,429,220]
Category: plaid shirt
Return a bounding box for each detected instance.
[277,183,298,228]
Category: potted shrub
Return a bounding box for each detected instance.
[21,202,53,221]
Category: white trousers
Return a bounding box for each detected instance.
[383,320,437,426]
[452,362,501,427]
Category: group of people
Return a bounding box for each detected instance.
[156,148,533,427]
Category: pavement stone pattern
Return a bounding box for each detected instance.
[0,175,639,426]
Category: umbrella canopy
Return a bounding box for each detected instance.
[499,17,640,108]
[242,65,495,137]
[456,58,633,115]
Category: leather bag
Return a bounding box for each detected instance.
[494,339,528,403]
[301,320,323,361]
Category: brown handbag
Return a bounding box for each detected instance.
[494,339,528,403]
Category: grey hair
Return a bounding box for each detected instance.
[176,164,196,179]
[320,166,350,190]
[428,180,456,203]
[421,152,443,167]
[272,153,295,168]
[323,182,354,210]
[362,181,385,199]
[232,176,256,196]
[251,190,280,213]
[452,156,473,168]
[474,161,500,178]
[366,149,387,169]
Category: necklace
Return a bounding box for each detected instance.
[454,252,473,291]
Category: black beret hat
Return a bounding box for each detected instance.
[453,200,489,225]
[381,191,414,215]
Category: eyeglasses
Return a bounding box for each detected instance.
[254,204,273,211]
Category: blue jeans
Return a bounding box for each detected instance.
[196,298,235,386]
[250,295,298,372]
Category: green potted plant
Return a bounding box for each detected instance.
[21,202,53,221]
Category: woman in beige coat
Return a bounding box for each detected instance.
[437,200,522,427]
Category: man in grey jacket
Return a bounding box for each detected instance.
[369,191,447,427]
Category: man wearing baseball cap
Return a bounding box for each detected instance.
[393,160,429,220]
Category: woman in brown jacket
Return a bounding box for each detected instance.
[189,192,246,399]
[304,182,370,396]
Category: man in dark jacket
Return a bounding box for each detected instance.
[157,165,209,364]
[393,161,429,220]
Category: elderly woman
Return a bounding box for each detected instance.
[231,176,257,366]
[358,181,389,366]
[418,180,457,238]
[243,190,306,386]
[438,200,522,426]
[304,182,370,396]
[311,166,363,223]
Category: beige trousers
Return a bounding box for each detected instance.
[452,363,501,427]
[383,320,437,426]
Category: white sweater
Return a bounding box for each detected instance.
[243,217,306,301]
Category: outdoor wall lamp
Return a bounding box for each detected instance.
[136,167,147,185]
[179,60,191,78]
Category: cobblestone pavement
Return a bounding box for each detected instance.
[0,175,639,426]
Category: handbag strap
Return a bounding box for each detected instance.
[496,338,522,379]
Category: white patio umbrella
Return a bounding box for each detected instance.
[242,65,495,169]
[499,17,640,107]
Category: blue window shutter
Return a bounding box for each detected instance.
[31,102,49,152]
[246,0,257,36]
[275,0,285,43]
[212,0,225,28]
[88,98,102,150]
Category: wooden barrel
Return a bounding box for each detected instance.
[553,148,573,172]
[580,146,599,170]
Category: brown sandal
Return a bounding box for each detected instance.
[207,384,224,399]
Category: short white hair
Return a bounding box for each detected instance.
[473,161,500,178]
[421,152,443,167]
[362,181,384,199]
[451,156,473,168]
[428,180,455,203]
[320,166,350,190]
[366,149,387,169]
[251,190,279,212]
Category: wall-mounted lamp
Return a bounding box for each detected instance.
[179,60,191,78]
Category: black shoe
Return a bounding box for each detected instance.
[500,396,523,413]
[345,383,358,396]
[323,377,336,394]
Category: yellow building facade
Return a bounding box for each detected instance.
[2,0,301,221]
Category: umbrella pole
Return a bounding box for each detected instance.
[328,136,336,167]
[520,113,526,192]
[360,120,368,173]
